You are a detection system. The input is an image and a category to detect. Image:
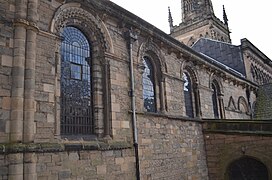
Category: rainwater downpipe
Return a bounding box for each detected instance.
[126,30,140,180]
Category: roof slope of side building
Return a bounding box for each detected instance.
[192,38,246,76]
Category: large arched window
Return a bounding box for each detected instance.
[183,72,194,117]
[60,26,93,135]
[142,56,156,112]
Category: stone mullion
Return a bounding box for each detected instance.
[10,0,28,143]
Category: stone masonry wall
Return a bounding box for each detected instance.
[138,115,208,179]
[0,0,14,143]
[0,147,136,180]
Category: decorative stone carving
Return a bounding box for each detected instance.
[51,5,113,53]
[137,37,166,73]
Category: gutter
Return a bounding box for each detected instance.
[126,30,140,180]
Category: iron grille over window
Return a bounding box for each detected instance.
[183,72,194,117]
[60,26,93,135]
[142,56,156,112]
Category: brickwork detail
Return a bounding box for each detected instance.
[204,133,272,179]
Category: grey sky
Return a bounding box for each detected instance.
[111,0,272,59]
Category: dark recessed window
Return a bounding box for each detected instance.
[212,82,219,119]
[183,72,194,117]
[142,56,156,112]
[228,157,268,180]
[60,26,93,135]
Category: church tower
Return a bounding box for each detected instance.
[169,0,231,46]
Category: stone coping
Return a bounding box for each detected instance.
[0,141,132,154]
[202,119,272,123]
[203,129,272,136]
[203,119,272,136]
[135,111,203,122]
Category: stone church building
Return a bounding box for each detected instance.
[0,0,272,179]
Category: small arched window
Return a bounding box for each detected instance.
[183,72,194,117]
[142,56,156,112]
[211,80,224,119]
[60,26,93,135]
[212,83,219,118]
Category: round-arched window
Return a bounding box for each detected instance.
[60,26,93,135]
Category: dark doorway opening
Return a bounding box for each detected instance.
[227,157,269,180]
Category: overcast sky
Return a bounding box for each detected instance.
[111,0,272,59]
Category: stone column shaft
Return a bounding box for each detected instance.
[103,59,111,138]
[55,51,61,136]
[23,28,37,142]
[160,78,166,113]
[218,96,225,119]
[23,0,38,143]
[93,57,104,137]
[10,0,28,143]
[8,153,24,180]
[24,153,37,180]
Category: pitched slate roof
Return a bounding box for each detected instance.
[192,38,246,76]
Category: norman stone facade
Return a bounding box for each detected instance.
[0,0,272,179]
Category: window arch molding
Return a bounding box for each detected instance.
[52,5,112,138]
[210,76,225,119]
[141,50,165,113]
[137,38,167,73]
[51,4,113,54]
[209,75,224,95]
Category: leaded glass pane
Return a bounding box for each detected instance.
[60,27,93,135]
[183,72,194,117]
[142,56,156,112]
[70,63,82,80]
